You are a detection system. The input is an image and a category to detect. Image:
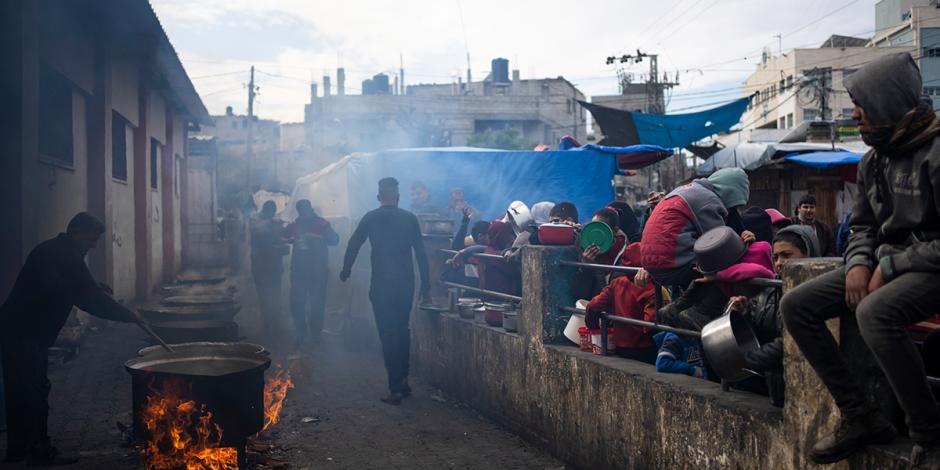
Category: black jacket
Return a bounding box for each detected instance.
[0,234,135,346]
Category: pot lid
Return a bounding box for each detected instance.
[137,341,265,357]
[125,352,270,377]
[579,221,614,254]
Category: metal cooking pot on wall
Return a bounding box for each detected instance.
[700,311,762,383]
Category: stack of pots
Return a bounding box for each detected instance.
[484,302,512,328]
[144,293,241,344]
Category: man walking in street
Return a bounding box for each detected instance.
[1,213,142,466]
[250,201,288,335]
[789,194,836,256]
[781,52,940,466]
[340,177,430,405]
[285,199,339,348]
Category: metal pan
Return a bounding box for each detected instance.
[700,310,762,382]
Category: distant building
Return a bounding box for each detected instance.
[871,0,940,108]
[0,0,210,302]
[304,58,586,162]
[739,36,913,131]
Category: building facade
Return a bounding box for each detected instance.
[304,59,586,163]
[740,37,914,131]
[872,0,940,108]
[0,0,210,303]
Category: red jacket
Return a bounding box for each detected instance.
[584,275,656,350]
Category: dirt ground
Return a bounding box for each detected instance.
[0,273,567,470]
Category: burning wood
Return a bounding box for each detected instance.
[139,378,238,470]
[262,365,294,432]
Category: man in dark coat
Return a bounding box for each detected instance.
[340,178,429,405]
[0,213,141,466]
[789,194,836,256]
[285,199,339,348]
[782,52,940,466]
[250,201,287,334]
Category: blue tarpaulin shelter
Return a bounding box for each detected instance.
[783,151,863,168]
[291,146,673,223]
[581,98,750,149]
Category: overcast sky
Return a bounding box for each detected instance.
[150,0,878,124]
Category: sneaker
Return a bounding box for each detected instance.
[27,446,78,467]
[380,392,403,406]
[911,441,940,470]
[810,412,897,464]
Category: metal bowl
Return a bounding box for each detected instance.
[700,311,761,382]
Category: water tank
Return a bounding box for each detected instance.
[491,58,510,83]
[372,73,391,94]
[361,79,374,95]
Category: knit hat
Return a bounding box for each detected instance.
[707,168,750,209]
[742,207,773,243]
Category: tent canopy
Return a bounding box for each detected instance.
[581,98,750,149]
[291,147,624,223]
[784,151,863,168]
[696,141,870,174]
[572,144,673,169]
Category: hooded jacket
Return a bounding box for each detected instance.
[640,179,729,284]
[777,225,821,258]
[707,168,750,209]
[843,53,940,281]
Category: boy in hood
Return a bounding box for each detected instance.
[642,168,750,329]
[781,52,940,465]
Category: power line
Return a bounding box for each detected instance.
[189,69,248,80]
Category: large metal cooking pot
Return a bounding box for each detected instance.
[139,304,241,323]
[125,350,270,446]
[160,295,235,308]
[150,320,239,344]
[700,311,762,382]
[175,271,227,285]
[138,341,266,357]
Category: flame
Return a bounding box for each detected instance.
[139,378,238,470]
[262,365,294,432]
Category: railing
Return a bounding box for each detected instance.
[441,281,523,303]
[561,306,701,357]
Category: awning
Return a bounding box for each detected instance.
[783,151,863,168]
[697,141,870,174]
[573,144,674,169]
[581,98,750,149]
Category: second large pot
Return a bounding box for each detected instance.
[149,320,239,344]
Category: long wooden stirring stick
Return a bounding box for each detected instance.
[136,321,176,353]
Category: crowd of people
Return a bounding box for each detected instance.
[441,52,940,466]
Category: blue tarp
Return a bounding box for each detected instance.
[632,98,750,149]
[575,144,674,169]
[344,147,619,223]
[783,151,863,168]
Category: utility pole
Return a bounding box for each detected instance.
[606,50,678,114]
[774,34,782,55]
[246,66,255,193]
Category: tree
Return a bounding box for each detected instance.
[467,127,533,150]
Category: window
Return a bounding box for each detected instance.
[787,113,794,128]
[779,117,786,129]
[39,65,73,164]
[112,112,127,180]
[924,47,940,58]
[925,86,940,96]
[804,109,820,121]
[841,108,855,118]
[150,138,159,190]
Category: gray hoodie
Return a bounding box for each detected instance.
[843,52,940,280]
[776,225,821,258]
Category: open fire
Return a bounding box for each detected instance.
[262,365,294,432]
[139,365,294,469]
[140,378,238,470]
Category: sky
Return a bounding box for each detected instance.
[150,0,879,124]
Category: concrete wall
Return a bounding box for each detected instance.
[413,246,911,469]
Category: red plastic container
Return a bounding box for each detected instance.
[590,328,617,355]
[538,223,576,245]
[577,327,592,352]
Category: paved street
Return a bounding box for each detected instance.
[0,280,566,470]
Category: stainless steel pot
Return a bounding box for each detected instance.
[503,311,518,332]
[137,341,266,357]
[458,298,482,319]
[700,311,762,382]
